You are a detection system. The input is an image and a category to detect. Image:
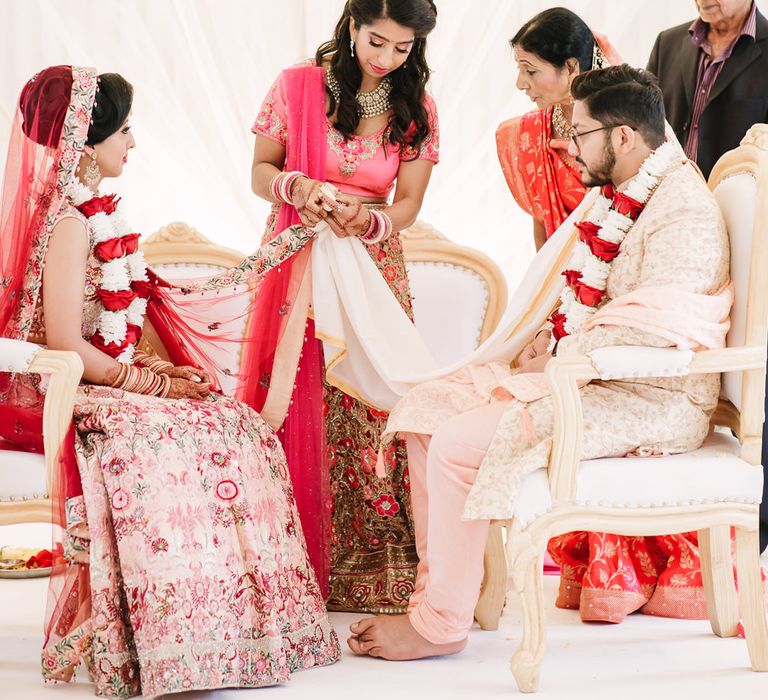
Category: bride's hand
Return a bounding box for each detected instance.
[162,365,211,384]
[290,177,338,228]
[166,376,211,400]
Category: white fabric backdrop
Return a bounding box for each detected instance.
[1,0,765,286]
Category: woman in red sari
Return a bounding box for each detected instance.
[496,8,617,251]
[495,9,709,623]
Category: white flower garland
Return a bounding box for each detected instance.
[554,140,682,339]
[69,181,148,363]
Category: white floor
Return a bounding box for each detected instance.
[2,524,767,700]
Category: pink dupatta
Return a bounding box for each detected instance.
[236,65,331,595]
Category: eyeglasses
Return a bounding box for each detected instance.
[568,124,621,149]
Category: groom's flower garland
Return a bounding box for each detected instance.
[549,140,681,341]
[69,181,150,363]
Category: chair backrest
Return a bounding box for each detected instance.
[708,125,768,455]
[141,221,246,279]
[140,222,248,395]
[400,220,508,366]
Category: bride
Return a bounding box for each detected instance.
[0,65,339,698]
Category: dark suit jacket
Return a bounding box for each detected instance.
[647,9,768,178]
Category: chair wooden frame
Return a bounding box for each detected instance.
[401,220,508,344]
[474,125,768,691]
[141,221,246,269]
[0,349,83,526]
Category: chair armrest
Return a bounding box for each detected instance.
[0,341,84,498]
[544,354,598,504]
[588,345,765,380]
[543,344,767,503]
[0,338,42,372]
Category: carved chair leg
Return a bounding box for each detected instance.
[699,525,739,637]
[510,547,546,693]
[734,527,768,671]
[475,521,507,630]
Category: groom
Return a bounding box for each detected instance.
[348,65,731,659]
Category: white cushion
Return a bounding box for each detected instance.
[588,346,694,380]
[0,338,41,373]
[406,261,489,365]
[513,431,762,528]
[0,450,47,502]
[713,172,758,411]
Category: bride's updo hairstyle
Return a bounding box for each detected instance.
[86,73,134,146]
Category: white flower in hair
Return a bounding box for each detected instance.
[99,309,128,344]
[100,259,131,291]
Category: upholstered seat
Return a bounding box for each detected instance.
[513,430,757,530]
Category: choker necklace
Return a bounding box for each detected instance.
[326,68,392,119]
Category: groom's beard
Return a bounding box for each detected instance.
[576,140,616,188]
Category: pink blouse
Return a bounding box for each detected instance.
[252,69,440,199]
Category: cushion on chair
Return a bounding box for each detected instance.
[0,338,41,373]
[713,172,757,411]
[0,450,47,502]
[588,346,694,380]
[405,261,489,365]
[513,431,762,528]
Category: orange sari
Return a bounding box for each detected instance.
[496,107,585,239]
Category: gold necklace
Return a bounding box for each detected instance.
[326,68,392,119]
[551,104,571,139]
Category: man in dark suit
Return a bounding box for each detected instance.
[647,0,768,179]
[649,1,768,554]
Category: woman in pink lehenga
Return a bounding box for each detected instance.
[0,65,338,699]
[496,8,707,623]
[246,0,439,613]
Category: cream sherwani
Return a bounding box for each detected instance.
[386,161,730,643]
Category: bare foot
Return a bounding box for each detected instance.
[347,614,467,660]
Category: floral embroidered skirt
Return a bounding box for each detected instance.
[325,234,419,613]
[43,387,339,699]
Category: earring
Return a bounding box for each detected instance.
[84,151,101,187]
[350,38,355,58]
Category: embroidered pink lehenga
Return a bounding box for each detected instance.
[0,65,339,699]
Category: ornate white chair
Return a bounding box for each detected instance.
[0,342,82,527]
[477,125,768,691]
[401,220,508,360]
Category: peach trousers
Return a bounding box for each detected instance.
[405,402,508,644]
